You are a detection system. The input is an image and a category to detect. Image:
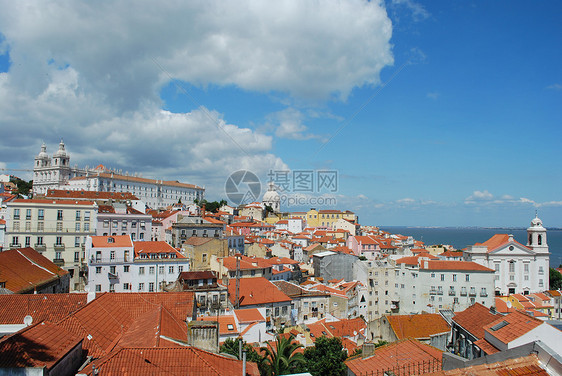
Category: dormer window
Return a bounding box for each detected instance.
[107,237,114,243]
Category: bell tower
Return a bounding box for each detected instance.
[526,213,548,254]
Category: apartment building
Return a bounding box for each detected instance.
[5,199,96,290]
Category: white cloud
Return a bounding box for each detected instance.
[396,197,416,205]
[465,190,494,203]
[0,0,394,192]
[426,92,439,99]
[546,83,562,90]
[391,0,430,21]
[269,108,324,141]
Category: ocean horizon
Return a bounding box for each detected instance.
[380,226,562,268]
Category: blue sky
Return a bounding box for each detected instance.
[0,1,560,227]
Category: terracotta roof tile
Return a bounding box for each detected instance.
[0,293,88,325]
[423,260,494,272]
[473,338,500,355]
[199,316,238,336]
[0,248,69,293]
[134,241,185,258]
[46,189,139,200]
[452,303,501,340]
[91,235,133,248]
[228,277,291,307]
[425,354,547,376]
[475,234,531,253]
[0,321,82,369]
[345,338,443,376]
[483,311,542,345]
[386,314,450,340]
[82,346,259,375]
[234,308,265,323]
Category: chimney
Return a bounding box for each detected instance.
[362,343,375,358]
[508,234,514,242]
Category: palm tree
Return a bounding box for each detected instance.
[261,334,306,376]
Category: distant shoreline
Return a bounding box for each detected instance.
[381,226,562,231]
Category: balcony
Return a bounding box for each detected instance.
[35,244,46,252]
[108,271,119,280]
[429,289,437,295]
[436,290,443,295]
[9,243,22,249]
[448,290,456,296]
[54,243,65,252]
[469,290,477,297]
[53,258,65,266]
[480,292,488,297]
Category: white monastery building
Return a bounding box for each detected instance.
[33,141,204,209]
[464,215,550,295]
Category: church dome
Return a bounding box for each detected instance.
[37,143,48,159]
[262,182,280,203]
[54,140,67,157]
[530,214,543,227]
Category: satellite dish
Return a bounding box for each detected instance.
[506,301,512,308]
[23,315,33,326]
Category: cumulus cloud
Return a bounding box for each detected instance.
[0,0,394,195]
[464,190,561,209]
[465,190,493,203]
[390,0,430,21]
[269,108,324,141]
[546,83,562,90]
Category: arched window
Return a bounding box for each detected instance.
[538,234,542,245]
[529,234,532,245]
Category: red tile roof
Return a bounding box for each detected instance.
[473,338,500,355]
[134,241,185,258]
[12,198,95,205]
[0,248,69,293]
[81,346,259,375]
[0,293,88,325]
[234,308,265,323]
[46,189,139,200]
[483,311,543,345]
[228,277,291,307]
[0,321,82,370]
[91,235,133,248]
[475,234,531,253]
[452,303,501,340]
[199,315,238,336]
[345,338,443,376]
[57,292,195,358]
[425,354,547,376]
[422,260,494,272]
[386,314,450,340]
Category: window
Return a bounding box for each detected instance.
[37,236,43,245]
[149,266,155,275]
[149,282,155,292]
[524,263,529,273]
[26,209,32,220]
[38,209,44,220]
[75,222,81,231]
[202,254,208,263]
[132,220,137,228]
[56,222,63,231]
[121,220,127,230]
[95,285,101,292]
[55,236,63,245]
[441,274,445,281]
[139,233,144,240]
[37,221,44,231]
[139,283,145,291]
[178,266,183,273]
[453,274,457,282]
[481,288,487,296]
[112,220,118,228]
[25,236,31,247]
[76,211,81,221]
[123,283,130,290]
[84,222,90,231]
[131,233,136,241]
[159,266,165,274]
[169,266,174,274]
[124,265,130,272]
[539,279,544,287]
[139,267,145,275]
[509,261,515,273]
[13,209,20,220]
[96,266,102,274]
[110,251,115,260]
[431,273,435,278]
[84,211,90,221]
[539,266,544,275]
[110,266,116,274]
[57,210,63,220]
[55,251,62,260]
[103,220,109,228]
[495,263,500,272]
[74,252,80,262]
[12,222,19,231]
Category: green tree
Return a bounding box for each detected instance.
[261,334,306,376]
[10,177,33,197]
[304,336,347,376]
[550,268,562,290]
[220,338,264,366]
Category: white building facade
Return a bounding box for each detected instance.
[464,216,550,295]
[87,235,190,293]
[32,141,204,208]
